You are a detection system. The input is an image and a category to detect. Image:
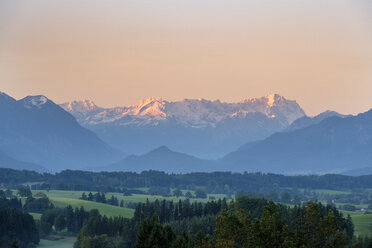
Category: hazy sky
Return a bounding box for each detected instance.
[0,0,371,115]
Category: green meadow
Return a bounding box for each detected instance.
[296,188,350,195]
[352,213,372,236]
[312,189,351,195]
[49,197,134,218]
[29,212,42,220]
[29,189,228,219]
[37,237,76,248]
[31,189,227,204]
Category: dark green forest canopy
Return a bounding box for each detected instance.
[73,198,357,248]
[1,168,372,191]
[0,206,39,248]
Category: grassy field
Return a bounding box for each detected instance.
[313,189,350,195]
[49,197,134,218]
[31,189,227,205]
[30,212,42,220]
[341,210,372,236]
[29,189,228,219]
[26,190,133,218]
[351,213,372,236]
[296,188,350,195]
[31,190,82,199]
[337,203,370,210]
[37,237,76,248]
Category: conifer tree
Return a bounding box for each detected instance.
[134,214,174,248]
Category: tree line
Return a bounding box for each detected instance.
[80,192,124,207]
[2,168,372,194]
[133,198,228,224]
[3,169,372,207]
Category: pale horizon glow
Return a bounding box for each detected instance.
[1,0,372,116]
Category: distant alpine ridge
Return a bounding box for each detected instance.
[104,109,371,175]
[3,90,372,175]
[61,94,305,158]
[0,92,119,171]
[285,110,351,132]
[221,109,372,174]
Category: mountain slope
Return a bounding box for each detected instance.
[61,94,305,158]
[221,109,372,174]
[0,149,45,172]
[105,146,215,173]
[0,92,119,171]
[286,110,350,131]
[342,167,372,176]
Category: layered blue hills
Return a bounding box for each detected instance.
[221,109,372,174]
[0,92,120,171]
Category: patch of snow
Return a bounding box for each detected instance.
[23,96,49,109]
[266,94,275,107]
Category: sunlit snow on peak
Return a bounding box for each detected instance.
[61,94,305,127]
[266,94,276,107]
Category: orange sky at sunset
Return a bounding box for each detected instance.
[1,0,371,115]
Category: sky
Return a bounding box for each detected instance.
[0,0,371,116]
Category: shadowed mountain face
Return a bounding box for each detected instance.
[61,94,305,158]
[0,149,45,172]
[105,146,215,173]
[0,92,119,171]
[286,110,351,132]
[221,109,372,174]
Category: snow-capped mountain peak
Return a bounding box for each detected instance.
[21,95,49,109]
[132,98,167,118]
[266,94,275,107]
[264,93,285,107]
[60,99,102,115]
[79,99,97,111]
[60,94,306,158]
[134,97,164,107]
[240,93,284,106]
[60,94,305,127]
[67,99,98,111]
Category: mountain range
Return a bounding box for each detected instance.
[61,94,305,158]
[97,108,370,175]
[221,109,372,174]
[0,92,119,171]
[1,90,372,175]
